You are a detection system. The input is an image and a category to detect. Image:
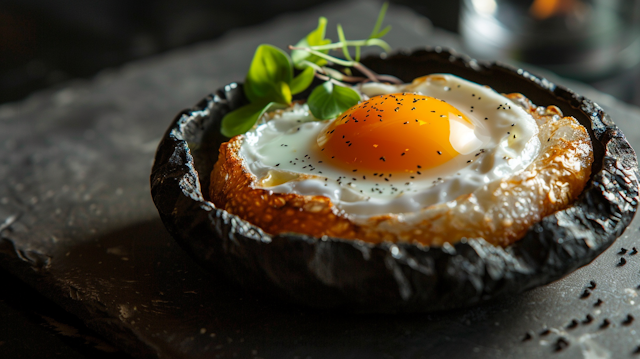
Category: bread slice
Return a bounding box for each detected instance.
[210,93,593,247]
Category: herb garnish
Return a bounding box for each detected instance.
[221,3,398,137]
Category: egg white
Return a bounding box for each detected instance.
[239,74,540,221]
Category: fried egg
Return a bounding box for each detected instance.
[240,74,540,221]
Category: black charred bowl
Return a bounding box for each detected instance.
[150,48,639,312]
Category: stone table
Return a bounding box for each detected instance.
[2,1,640,358]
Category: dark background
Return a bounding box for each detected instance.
[3,0,640,107]
[0,0,460,106]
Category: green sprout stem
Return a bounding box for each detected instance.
[321,66,367,82]
[290,45,354,67]
[307,38,391,53]
[289,45,380,82]
[369,2,389,38]
[336,24,353,62]
[376,74,403,84]
[314,72,351,87]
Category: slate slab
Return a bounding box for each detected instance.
[2,1,640,358]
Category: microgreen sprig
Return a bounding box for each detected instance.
[221,2,398,137]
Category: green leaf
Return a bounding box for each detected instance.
[274,81,292,104]
[307,82,361,120]
[368,2,389,39]
[221,101,281,137]
[244,45,293,104]
[290,66,315,95]
[372,25,391,39]
[292,17,332,69]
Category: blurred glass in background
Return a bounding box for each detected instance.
[460,0,640,82]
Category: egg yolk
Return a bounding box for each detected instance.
[317,93,474,174]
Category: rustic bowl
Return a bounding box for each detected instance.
[150,48,639,312]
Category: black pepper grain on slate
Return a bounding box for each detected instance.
[540,328,551,336]
[594,298,603,307]
[581,289,591,299]
[600,319,611,329]
[632,247,638,255]
[619,257,627,266]
[554,337,569,352]
[588,281,596,290]
[634,346,640,355]
[583,314,593,324]
[623,315,635,326]
[566,320,579,329]
[620,248,628,255]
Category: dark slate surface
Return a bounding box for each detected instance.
[2,1,640,358]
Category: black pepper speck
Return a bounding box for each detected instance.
[618,257,627,266]
[554,337,569,352]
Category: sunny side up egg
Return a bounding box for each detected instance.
[241,74,539,219]
[211,74,593,246]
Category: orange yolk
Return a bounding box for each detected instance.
[317,93,473,174]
